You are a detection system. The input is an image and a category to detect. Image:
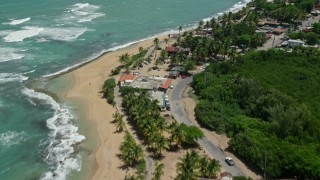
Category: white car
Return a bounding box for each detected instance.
[225,157,235,166]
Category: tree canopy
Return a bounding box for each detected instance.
[193,48,320,178]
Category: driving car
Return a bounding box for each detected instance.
[225,157,235,166]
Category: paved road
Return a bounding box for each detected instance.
[170,77,243,176]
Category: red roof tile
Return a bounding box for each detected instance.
[165,47,180,53]
[118,74,137,82]
[159,78,172,89]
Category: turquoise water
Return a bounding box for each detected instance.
[0,0,247,179]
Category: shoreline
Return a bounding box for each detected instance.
[41,0,251,80]
[49,35,168,180]
[37,1,254,179]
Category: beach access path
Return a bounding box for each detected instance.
[170,77,244,176]
[114,86,154,180]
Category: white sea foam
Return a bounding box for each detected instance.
[21,88,85,180]
[0,30,11,37]
[77,13,105,23]
[43,0,252,79]
[3,17,31,25]
[0,131,26,149]
[3,26,44,42]
[0,73,28,84]
[62,3,105,23]
[0,47,26,62]
[39,27,87,41]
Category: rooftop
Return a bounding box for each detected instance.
[165,47,180,53]
[159,78,172,89]
[118,74,137,82]
[150,91,166,107]
[130,76,166,90]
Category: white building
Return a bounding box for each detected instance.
[288,39,305,48]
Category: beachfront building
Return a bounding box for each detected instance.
[158,78,172,92]
[118,74,137,86]
[288,39,305,48]
[165,47,180,55]
[257,19,280,28]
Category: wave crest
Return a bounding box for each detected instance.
[3,17,31,25]
[21,88,85,180]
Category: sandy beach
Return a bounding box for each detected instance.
[58,35,171,179]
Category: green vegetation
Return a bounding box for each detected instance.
[102,78,116,104]
[176,150,221,180]
[252,0,319,22]
[168,120,204,147]
[193,48,320,178]
[289,31,319,45]
[289,22,320,45]
[152,161,164,180]
[112,111,125,132]
[136,159,146,180]
[121,88,169,157]
[119,131,144,166]
[120,87,204,157]
[117,48,148,73]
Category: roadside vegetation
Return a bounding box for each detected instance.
[120,87,204,157]
[288,22,320,45]
[176,150,221,180]
[193,47,320,179]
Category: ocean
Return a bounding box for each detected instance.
[0,0,249,179]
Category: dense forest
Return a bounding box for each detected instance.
[193,47,320,178]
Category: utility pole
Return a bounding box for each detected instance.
[264,151,267,180]
[272,35,276,48]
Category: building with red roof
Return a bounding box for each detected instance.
[159,78,172,91]
[165,47,180,54]
[118,74,137,86]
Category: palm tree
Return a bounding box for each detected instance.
[139,46,143,52]
[198,157,221,178]
[197,20,204,31]
[150,133,169,157]
[119,53,130,64]
[176,150,200,180]
[206,159,221,178]
[164,38,169,47]
[119,132,144,166]
[112,112,125,132]
[178,26,182,35]
[153,38,159,47]
[169,121,185,147]
[152,161,164,180]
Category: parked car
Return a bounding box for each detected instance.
[225,157,235,166]
[181,75,187,79]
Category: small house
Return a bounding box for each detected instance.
[159,78,172,92]
[165,47,180,55]
[118,74,137,86]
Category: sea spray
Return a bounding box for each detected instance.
[21,88,85,180]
